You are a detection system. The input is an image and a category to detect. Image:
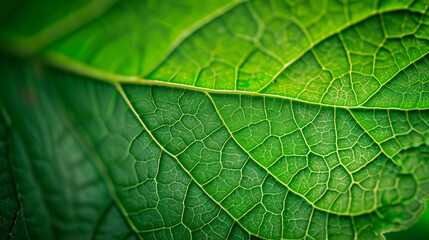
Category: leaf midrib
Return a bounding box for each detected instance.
[43,49,429,111]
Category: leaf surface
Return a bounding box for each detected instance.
[0,0,429,239]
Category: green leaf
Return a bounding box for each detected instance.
[385,199,429,239]
[1,0,428,239]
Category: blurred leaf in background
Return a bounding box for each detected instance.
[386,200,429,240]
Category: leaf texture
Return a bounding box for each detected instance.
[0,0,428,239]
